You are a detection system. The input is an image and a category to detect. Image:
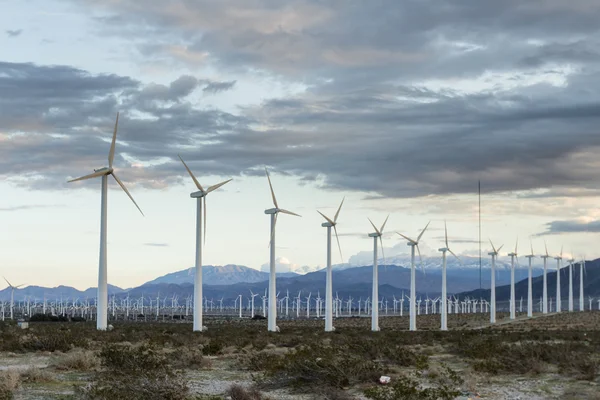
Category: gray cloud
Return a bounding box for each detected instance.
[144,242,169,247]
[0,204,65,212]
[3,1,600,201]
[537,220,600,235]
[5,29,22,37]
[202,80,236,93]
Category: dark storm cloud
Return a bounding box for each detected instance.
[3,1,600,199]
[537,220,600,235]
[5,29,22,37]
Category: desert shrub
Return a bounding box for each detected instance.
[0,370,20,400]
[29,314,69,322]
[76,343,189,400]
[227,384,270,400]
[254,343,381,390]
[21,329,87,352]
[20,367,55,383]
[364,365,462,400]
[53,350,100,371]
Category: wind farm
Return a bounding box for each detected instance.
[3,1,600,399]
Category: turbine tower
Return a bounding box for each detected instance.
[67,112,143,331]
[488,240,503,324]
[367,215,389,332]
[438,222,460,331]
[397,222,430,331]
[264,168,300,332]
[508,239,518,320]
[555,247,563,313]
[525,242,536,318]
[568,254,575,312]
[178,155,231,332]
[541,242,551,314]
[317,198,344,333]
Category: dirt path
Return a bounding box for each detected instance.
[466,312,558,330]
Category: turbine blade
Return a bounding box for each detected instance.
[265,168,278,209]
[497,244,504,254]
[448,249,462,265]
[279,208,301,217]
[67,170,107,183]
[489,239,497,254]
[317,210,334,225]
[333,225,343,262]
[515,237,518,254]
[416,221,430,243]
[368,218,380,235]
[380,214,390,233]
[544,240,549,256]
[396,232,416,244]
[560,245,563,258]
[530,239,534,256]
[206,178,232,194]
[334,197,345,223]
[108,112,119,168]
[417,245,425,274]
[178,154,203,191]
[111,173,144,216]
[444,221,448,249]
[3,277,12,288]
[203,196,207,246]
[379,235,386,267]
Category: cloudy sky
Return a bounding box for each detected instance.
[2,0,600,290]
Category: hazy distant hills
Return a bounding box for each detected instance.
[458,260,600,301]
[0,284,125,302]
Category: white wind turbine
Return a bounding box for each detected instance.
[178,155,231,332]
[541,242,551,314]
[488,240,503,324]
[525,242,536,318]
[438,222,460,331]
[317,198,344,332]
[264,168,300,332]
[555,247,563,313]
[397,222,430,331]
[508,239,518,320]
[568,253,575,312]
[3,278,23,320]
[579,257,585,312]
[367,215,389,332]
[67,113,143,331]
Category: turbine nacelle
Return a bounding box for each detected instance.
[265,208,279,215]
[190,190,206,198]
[93,167,113,174]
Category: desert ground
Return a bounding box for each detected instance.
[1,311,599,400]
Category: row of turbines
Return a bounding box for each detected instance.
[16,112,587,332]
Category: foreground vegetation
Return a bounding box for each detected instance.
[0,312,599,399]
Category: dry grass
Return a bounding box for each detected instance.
[20,367,55,383]
[0,370,20,399]
[52,349,100,371]
[227,384,270,400]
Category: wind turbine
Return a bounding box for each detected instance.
[438,222,460,331]
[508,239,518,320]
[397,221,430,331]
[541,242,551,314]
[555,247,563,313]
[3,278,23,320]
[367,215,389,332]
[579,257,585,312]
[525,242,536,318]
[178,154,231,332]
[264,168,300,332]
[317,198,344,332]
[568,254,575,312]
[67,112,143,331]
[488,240,503,324]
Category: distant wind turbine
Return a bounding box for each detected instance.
[555,247,563,313]
[368,215,389,332]
[264,168,300,332]
[178,154,231,332]
[317,198,344,333]
[580,257,586,312]
[488,240,503,324]
[67,112,143,331]
[508,239,518,320]
[568,254,575,312]
[438,222,460,331]
[3,277,23,320]
[525,242,536,318]
[541,242,551,314]
[397,221,430,331]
